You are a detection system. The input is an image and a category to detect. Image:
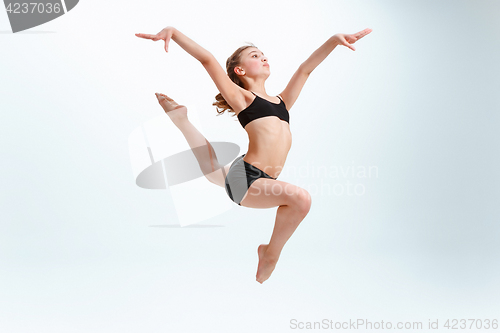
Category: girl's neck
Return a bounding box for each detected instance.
[246,85,267,97]
[244,78,267,96]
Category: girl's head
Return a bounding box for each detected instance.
[213,44,269,116]
[231,46,270,87]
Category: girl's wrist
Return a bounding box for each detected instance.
[330,35,341,45]
[163,26,175,34]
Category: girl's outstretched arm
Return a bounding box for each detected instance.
[136,27,211,62]
[302,28,372,73]
[136,27,247,111]
[279,28,372,110]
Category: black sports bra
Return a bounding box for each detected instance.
[237,91,290,129]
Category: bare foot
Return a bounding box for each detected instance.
[155,93,187,123]
[256,244,278,284]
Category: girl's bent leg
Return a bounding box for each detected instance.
[240,179,312,283]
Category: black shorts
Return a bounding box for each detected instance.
[224,154,277,205]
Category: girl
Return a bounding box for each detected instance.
[136,26,372,283]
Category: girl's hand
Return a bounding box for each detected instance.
[333,28,372,51]
[135,27,175,53]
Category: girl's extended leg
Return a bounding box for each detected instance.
[156,93,229,187]
[240,179,312,284]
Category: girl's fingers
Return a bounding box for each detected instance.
[346,28,372,44]
[164,36,171,52]
[136,33,166,42]
[355,28,372,39]
[135,33,156,40]
[338,36,355,51]
[342,42,355,51]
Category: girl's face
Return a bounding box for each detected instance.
[237,47,270,78]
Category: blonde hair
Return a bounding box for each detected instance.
[213,44,256,116]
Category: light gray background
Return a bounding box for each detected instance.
[1,0,499,332]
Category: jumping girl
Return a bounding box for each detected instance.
[135,26,372,283]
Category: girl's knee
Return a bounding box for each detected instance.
[300,189,312,215]
[290,188,311,215]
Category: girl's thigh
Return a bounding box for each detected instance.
[240,178,310,209]
[207,164,231,188]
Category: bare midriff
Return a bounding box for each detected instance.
[241,116,292,179]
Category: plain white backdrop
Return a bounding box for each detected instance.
[1,0,499,332]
